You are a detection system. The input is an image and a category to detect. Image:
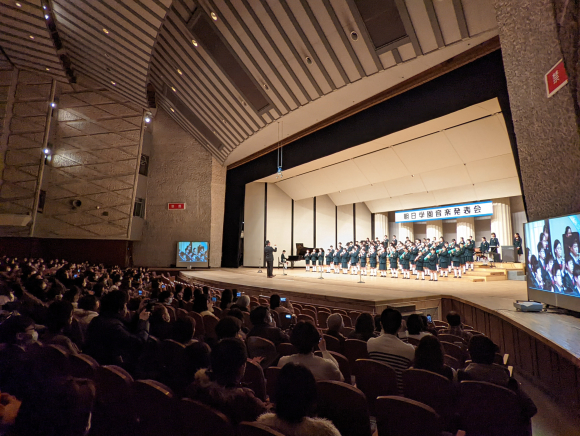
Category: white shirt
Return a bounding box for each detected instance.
[278,352,344,382]
[406,331,432,341]
[367,333,415,392]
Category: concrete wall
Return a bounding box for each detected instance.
[133,109,224,267]
[494,0,580,221]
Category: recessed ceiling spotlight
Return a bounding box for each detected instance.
[103,28,109,34]
[350,31,358,41]
[43,5,47,9]
[50,102,56,108]
[144,111,152,123]
[305,56,312,65]
[192,39,198,47]
[177,68,183,75]
[210,11,218,20]
[262,83,269,90]
[171,86,176,92]
[111,81,116,85]
[29,35,34,39]
[45,67,50,71]
[15,2,21,7]
[43,148,50,155]
[411,174,414,177]
[170,108,175,113]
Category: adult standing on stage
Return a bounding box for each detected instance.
[264,241,277,278]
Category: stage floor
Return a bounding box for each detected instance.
[181,267,580,362]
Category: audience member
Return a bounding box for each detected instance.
[278,321,343,382]
[227,308,249,334]
[200,296,218,319]
[149,304,172,340]
[406,314,431,341]
[40,300,79,354]
[413,335,454,381]
[348,312,375,341]
[220,289,233,311]
[74,295,99,340]
[84,290,150,366]
[215,316,242,340]
[367,308,415,392]
[325,313,346,349]
[186,338,267,425]
[442,311,472,342]
[231,295,250,313]
[171,316,196,345]
[247,306,289,346]
[270,294,290,316]
[258,363,341,436]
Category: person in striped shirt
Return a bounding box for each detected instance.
[367,309,415,393]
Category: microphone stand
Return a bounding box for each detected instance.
[358,265,365,284]
[257,257,263,273]
[318,265,324,280]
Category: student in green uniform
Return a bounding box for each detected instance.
[480,237,490,265]
[318,248,324,272]
[304,250,311,272]
[369,247,378,276]
[399,247,411,279]
[410,243,419,275]
[340,249,349,274]
[465,237,475,272]
[310,250,318,273]
[514,233,523,263]
[332,248,341,274]
[389,247,399,278]
[438,246,450,277]
[378,247,388,277]
[415,249,425,280]
[325,249,333,273]
[450,244,463,278]
[350,246,360,275]
[426,248,439,281]
[281,250,288,271]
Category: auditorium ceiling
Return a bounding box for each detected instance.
[0,0,499,164]
[256,98,522,213]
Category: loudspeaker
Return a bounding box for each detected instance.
[491,252,501,262]
[501,246,516,262]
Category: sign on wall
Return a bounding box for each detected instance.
[545,59,568,98]
[395,201,493,223]
[168,203,186,210]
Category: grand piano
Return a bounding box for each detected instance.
[286,243,313,268]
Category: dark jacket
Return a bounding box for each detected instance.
[247,323,289,346]
[264,246,277,262]
[84,313,149,366]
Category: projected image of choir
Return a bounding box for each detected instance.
[295,234,486,281]
[525,217,580,296]
[178,242,208,263]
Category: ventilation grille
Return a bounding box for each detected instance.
[354,0,407,49]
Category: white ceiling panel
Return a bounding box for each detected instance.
[328,189,360,205]
[462,0,497,37]
[431,184,478,206]
[465,153,518,184]
[475,98,502,114]
[474,177,521,200]
[419,163,473,191]
[384,175,426,197]
[353,183,390,202]
[444,115,512,163]
[393,132,463,172]
[352,148,410,183]
[276,177,310,199]
[398,191,437,209]
[365,197,403,214]
[405,0,439,54]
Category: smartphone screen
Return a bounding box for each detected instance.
[281,297,286,302]
[427,314,432,323]
[285,314,292,319]
[212,297,217,302]
[138,290,142,295]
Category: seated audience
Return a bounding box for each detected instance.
[220,289,233,311]
[149,304,172,340]
[348,312,376,341]
[0,314,38,349]
[180,286,193,308]
[258,363,341,436]
[442,311,472,342]
[215,316,243,340]
[230,295,251,313]
[460,335,537,419]
[247,306,289,346]
[270,294,291,317]
[226,308,249,335]
[278,321,343,382]
[73,295,99,340]
[40,300,79,354]
[325,313,346,349]
[186,338,267,425]
[199,295,219,319]
[84,290,150,366]
[171,316,196,345]
[367,308,415,393]
[413,335,454,381]
[406,314,432,341]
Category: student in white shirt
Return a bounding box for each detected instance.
[278,321,343,382]
[367,308,415,393]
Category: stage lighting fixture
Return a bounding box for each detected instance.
[45,14,49,19]
[43,148,50,155]
[144,111,152,124]
[350,31,358,41]
[192,39,198,47]
[171,86,176,92]
[29,35,34,39]
[16,2,21,7]
[103,28,109,34]
[177,68,183,75]
[211,12,218,20]
[111,81,116,85]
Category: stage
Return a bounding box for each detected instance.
[180,266,580,364]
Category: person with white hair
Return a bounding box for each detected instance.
[231,294,251,312]
[325,313,346,350]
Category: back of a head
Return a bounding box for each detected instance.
[326,313,343,332]
[210,338,247,383]
[172,317,196,344]
[250,305,269,325]
[238,295,250,308]
[0,315,35,345]
[446,311,461,327]
[227,307,244,322]
[46,300,74,333]
[215,316,241,340]
[270,294,281,309]
[414,336,444,372]
[380,308,402,335]
[290,321,319,354]
[15,377,95,436]
[220,289,232,309]
[406,314,424,335]
[99,290,127,315]
[355,313,375,334]
[185,341,211,373]
[275,363,317,424]
[468,335,497,365]
[78,295,98,312]
[183,286,193,302]
[158,290,171,303]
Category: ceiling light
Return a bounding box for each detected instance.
[43,5,47,9]
[50,102,56,108]
[103,28,109,34]
[192,39,198,47]
[111,81,116,85]
[171,86,176,92]
[305,56,312,65]
[43,148,50,155]
[177,68,183,75]
[29,35,34,39]
[144,111,152,124]
[15,2,21,7]
[45,14,49,19]
[170,108,175,113]
[350,31,358,41]
[45,67,50,71]
[210,11,218,20]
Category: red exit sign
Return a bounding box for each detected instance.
[168,203,186,210]
[545,59,568,98]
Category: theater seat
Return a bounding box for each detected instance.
[354,359,398,416]
[315,350,351,383]
[318,311,331,328]
[316,380,371,436]
[246,336,278,368]
[375,396,442,436]
[203,315,219,340]
[322,334,342,353]
[297,314,316,325]
[441,341,468,367]
[238,422,285,436]
[69,353,99,379]
[178,398,235,436]
[276,342,298,357]
[265,366,281,402]
[242,358,267,401]
[132,380,177,436]
[344,339,369,368]
[444,354,462,370]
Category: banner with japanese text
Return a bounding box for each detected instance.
[395,201,493,223]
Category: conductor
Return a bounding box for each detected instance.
[264,240,277,278]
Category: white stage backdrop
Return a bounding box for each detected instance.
[337,204,354,244]
[293,198,314,266]
[355,202,372,241]
[316,195,336,249]
[267,184,292,265]
[244,182,265,267]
